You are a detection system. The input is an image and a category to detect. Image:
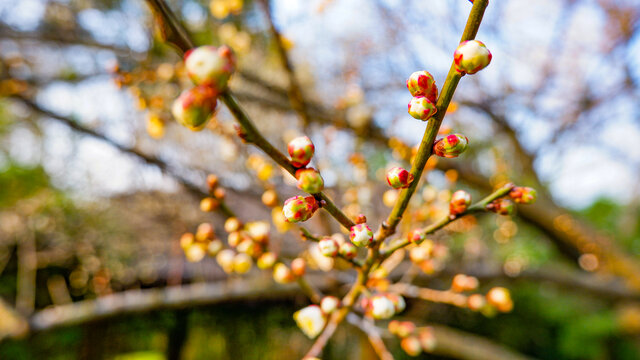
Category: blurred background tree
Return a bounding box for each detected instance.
[0,0,639,359]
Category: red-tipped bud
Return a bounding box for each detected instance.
[339,242,358,259]
[318,237,339,257]
[433,134,469,158]
[406,70,438,103]
[184,45,236,91]
[487,198,515,215]
[449,190,471,217]
[386,167,414,189]
[509,186,537,204]
[295,168,324,194]
[349,223,374,247]
[172,85,217,131]
[453,40,492,74]
[283,196,319,223]
[287,136,315,167]
[407,229,426,244]
[408,96,437,121]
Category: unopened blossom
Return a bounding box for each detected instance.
[293,305,327,338]
[408,96,437,121]
[287,136,315,167]
[184,45,236,91]
[350,223,374,247]
[453,40,492,74]
[386,167,414,189]
[406,70,438,102]
[433,134,469,158]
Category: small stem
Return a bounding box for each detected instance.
[380,182,513,258]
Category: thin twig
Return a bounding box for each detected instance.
[346,313,394,360]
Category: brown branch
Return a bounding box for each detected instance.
[426,324,536,360]
[142,0,355,230]
[258,0,312,128]
[390,283,468,308]
[346,313,394,360]
[11,94,236,218]
[23,275,334,335]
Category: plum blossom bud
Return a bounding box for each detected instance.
[200,197,219,212]
[224,217,242,233]
[185,243,207,262]
[449,190,471,217]
[261,189,278,207]
[318,237,339,257]
[433,134,469,158]
[291,257,306,277]
[409,245,431,264]
[486,287,513,312]
[245,221,270,243]
[339,242,358,259]
[171,85,217,131]
[296,168,324,194]
[418,327,437,352]
[180,233,195,250]
[396,321,416,338]
[355,214,367,224]
[216,249,236,272]
[293,305,327,338]
[386,167,414,189]
[386,293,406,314]
[408,96,437,121]
[287,136,315,168]
[207,239,223,256]
[350,223,374,247]
[206,174,219,192]
[233,253,252,274]
[273,263,295,284]
[454,40,492,74]
[407,229,426,244]
[257,252,277,269]
[406,70,438,102]
[451,274,479,292]
[467,293,486,311]
[184,45,236,90]
[195,223,215,242]
[320,296,340,314]
[487,198,515,215]
[509,186,537,204]
[401,336,422,357]
[370,294,396,319]
[283,196,319,223]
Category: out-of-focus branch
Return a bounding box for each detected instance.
[346,313,394,360]
[10,94,236,218]
[21,275,334,336]
[258,0,312,128]
[390,283,468,307]
[426,324,536,360]
[16,231,37,315]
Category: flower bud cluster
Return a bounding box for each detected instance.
[172,45,236,131]
[389,321,437,357]
[406,71,438,121]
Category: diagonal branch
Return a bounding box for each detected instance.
[143,0,355,230]
[376,0,490,241]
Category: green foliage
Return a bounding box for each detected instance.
[0,163,50,208]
